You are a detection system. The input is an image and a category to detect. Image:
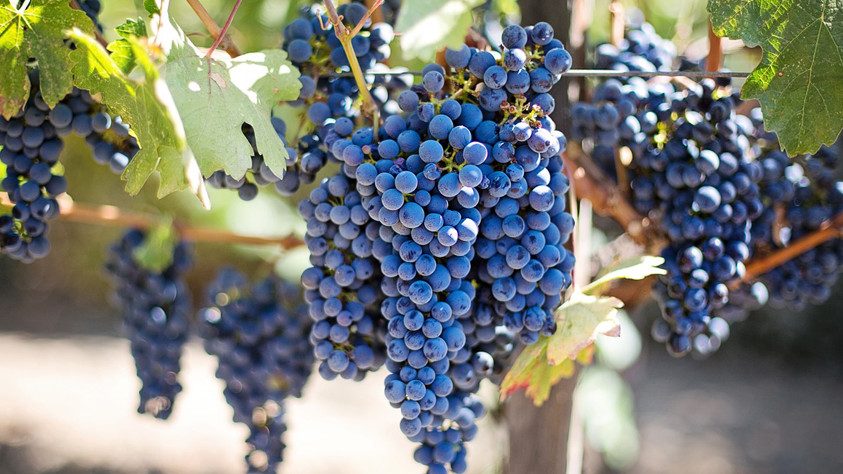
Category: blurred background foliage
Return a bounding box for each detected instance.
[0,0,841,473]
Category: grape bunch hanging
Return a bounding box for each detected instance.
[571,17,843,357]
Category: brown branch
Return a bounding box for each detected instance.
[563,144,657,248]
[608,0,624,47]
[738,212,843,285]
[0,193,304,248]
[185,0,243,57]
[705,21,723,72]
[69,0,109,47]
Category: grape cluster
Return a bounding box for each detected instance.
[206,119,294,201]
[199,270,314,473]
[757,149,843,309]
[625,80,763,356]
[594,16,676,74]
[299,174,387,380]
[104,229,192,419]
[305,22,575,472]
[0,70,139,262]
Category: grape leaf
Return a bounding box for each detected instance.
[68,30,208,206]
[161,28,301,180]
[395,0,483,60]
[0,0,95,118]
[709,0,843,154]
[546,293,622,365]
[500,340,593,406]
[583,255,666,295]
[108,18,148,73]
[132,219,177,273]
[500,341,575,406]
[500,290,625,405]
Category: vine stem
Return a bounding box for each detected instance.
[0,193,304,248]
[737,212,843,286]
[365,0,385,24]
[563,143,657,248]
[185,0,243,57]
[609,0,624,47]
[68,0,109,47]
[705,20,723,72]
[322,0,382,128]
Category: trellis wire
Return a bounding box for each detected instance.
[329,69,751,79]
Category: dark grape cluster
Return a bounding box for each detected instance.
[594,16,676,74]
[304,22,575,473]
[757,149,843,309]
[1,68,139,262]
[199,270,314,473]
[623,79,764,356]
[299,174,387,380]
[104,229,192,419]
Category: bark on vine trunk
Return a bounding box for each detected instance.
[504,1,578,473]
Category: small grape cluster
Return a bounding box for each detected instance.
[628,80,764,356]
[199,269,314,473]
[104,229,192,419]
[1,72,139,262]
[205,118,295,201]
[594,16,676,74]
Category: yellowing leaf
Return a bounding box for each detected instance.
[500,340,576,406]
[583,255,666,296]
[546,293,623,365]
[0,0,95,117]
[395,0,483,60]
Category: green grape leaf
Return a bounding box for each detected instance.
[709,0,843,154]
[68,30,209,206]
[583,255,666,296]
[395,0,483,60]
[132,220,177,273]
[0,0,95,118]
[144,0,161,15]
[545,292,623,365]
[108,17,148,73]
[161,28,301,180]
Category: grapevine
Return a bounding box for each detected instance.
[1,1,842,473]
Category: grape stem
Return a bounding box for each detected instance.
[322,0,382,129]
[0,193,304,248]
[185,0,243,57]
[365,0,385,24]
